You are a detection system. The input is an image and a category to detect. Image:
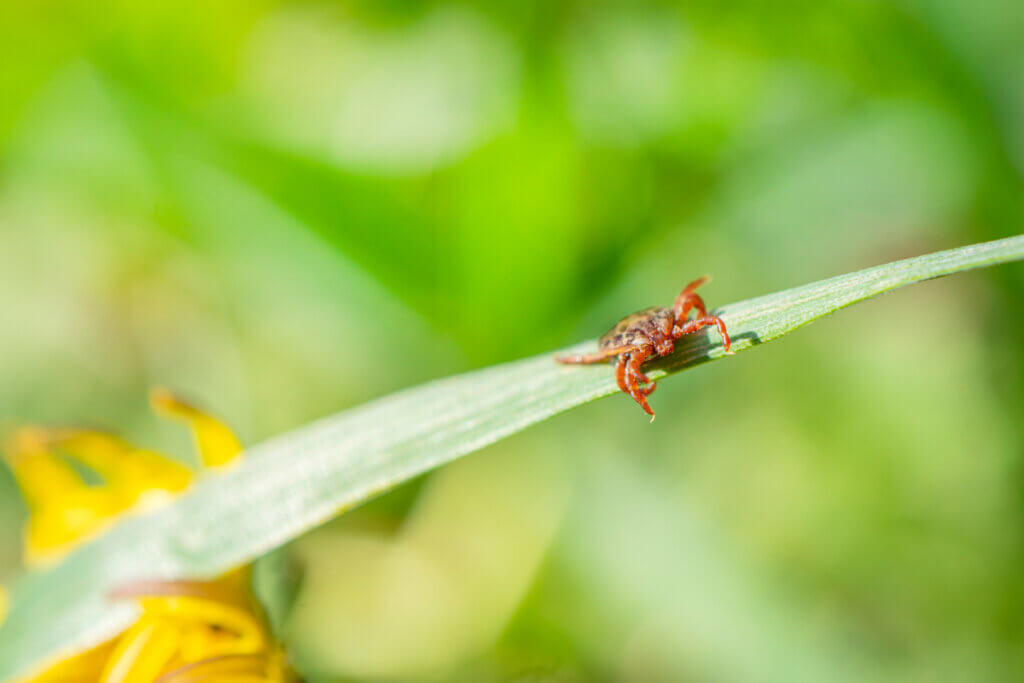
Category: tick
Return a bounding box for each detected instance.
[556,276,732,421]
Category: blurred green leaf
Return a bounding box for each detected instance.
[251,546,303,643]
[1,235,1022,679]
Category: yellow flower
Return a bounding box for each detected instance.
[23,569,291,683]
[2,390,294,683]
[5,424,192,567]
[148,387,242,468]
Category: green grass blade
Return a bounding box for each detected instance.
[1,235,1022,678]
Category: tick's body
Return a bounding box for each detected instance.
[556,277,732,421]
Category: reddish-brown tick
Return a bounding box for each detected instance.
[556,277,732,421]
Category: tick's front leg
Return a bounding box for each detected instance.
[672,276,710,322]
[673,316,733,353]
[637,370,657,396]
[617,353,656,397]
[624,349,656,421]
[555,345,632,364]
[614,355,629,394]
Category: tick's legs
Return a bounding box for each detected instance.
[614,353,657,401]
[624,349,656,421]
[630,365,657,396]
[672,276,710,323]
[614,355,629,394]
[673,316,732,353]
[555,347,623,364]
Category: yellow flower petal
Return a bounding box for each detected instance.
[4,428,130,564]
[18,639,118,682]
[5,428,99,508]
[149,389,242,467]
[4,426,200,565]
[54,431,192,501]
[101,617,180,683]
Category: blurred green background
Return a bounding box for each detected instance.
[2,1,1024,681]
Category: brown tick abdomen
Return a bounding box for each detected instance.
[598,307,674,351]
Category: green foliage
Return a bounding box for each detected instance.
[3,1,1024,680]
[1,236,1021,680]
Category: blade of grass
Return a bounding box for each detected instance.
[1,235,1022,678]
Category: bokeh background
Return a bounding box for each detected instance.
[2,1,1024,681]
